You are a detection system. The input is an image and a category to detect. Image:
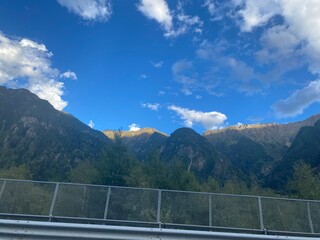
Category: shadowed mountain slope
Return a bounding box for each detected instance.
[0,87,112,180]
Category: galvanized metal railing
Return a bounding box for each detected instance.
[0,178,319,237]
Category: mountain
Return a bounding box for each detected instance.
[103,128,168,160]
[270,119,320,189]
[109,127,234,181]
[0,87,112,180]
[1,87,320,196]
[204,114,320,148]
[284,119,320,169]
[160,128,224,178]
[202,115,320,182]
[103,114,320,186]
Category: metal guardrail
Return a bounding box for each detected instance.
[0,219,318,240]
[0,178,319,237]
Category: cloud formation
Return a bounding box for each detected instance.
[57,0,112,22]
[272,80,320,118]
[151,61,163,68]
[234,0,281,32]
[173,4,203,37]
[129,123,141,131]
[172,40,260,96]
[141,103,160,111]
[138,0,173,33]
[168,105,227,129]
[88,120,95,128]
[231,0,320,116]
[172,59,197,95]
[234,0,320,74]
[203,0,215,16]
[60,70,77,80]
[158,90,166,96]
[138,0,202,37]
[0,32,69,110]
[139,74,148,79]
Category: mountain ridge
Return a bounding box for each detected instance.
[103,114,320,148]
[0,86,113,180]
[106,113,320,187]
[1,87,320,198]
[204,113,320,147]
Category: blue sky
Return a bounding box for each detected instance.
[1,0,320,134]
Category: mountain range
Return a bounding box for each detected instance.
[104,114,320,187]
[1,86,320,195]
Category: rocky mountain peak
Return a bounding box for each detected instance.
[103,128,167,140]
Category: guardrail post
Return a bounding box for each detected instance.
[157,190,162,227]
[0,180,7,201]
[209,194,212,227]
[103,187,111,220]
[307,201,314,233]
[257,197,265,231]
[48,183,60,222]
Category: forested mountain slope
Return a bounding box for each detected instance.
[1,87,320,199]
[0,87,112,180]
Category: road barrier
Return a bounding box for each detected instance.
[0,178,319,238]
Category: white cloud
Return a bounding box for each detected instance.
[168,105,227,130]
[60,70,77,80]
[158,90,166,96]
[233,0,281,32]
[151,61,163,68]
[202,0,229,21]
[203,0,215,16]
[139,74,148,79]
[272,80,320,118]
[234,0,320,75]
[57,0,112,22]
[172,40,260,96]
[20,39,48,52]
[141,103,160,111]
[172,59,197,95]
[88,120,95,128]
[227,57,255,81]
[260,26,300,55]
[256,25,300,66]
[172,6,203,37]
[138,0,202,38]
[172,57,218,96]
[0,32,68,110]
[138,0,173,33]
[278,0,320,75]
[129,123,141,131]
